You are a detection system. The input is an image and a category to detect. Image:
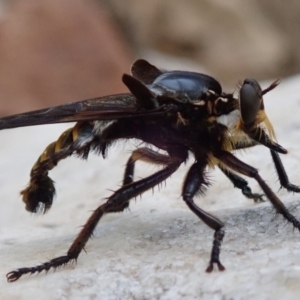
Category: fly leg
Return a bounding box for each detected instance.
[7,152,186,282]
[123,147,172,186]
[270,150,300,192]
[219,165,264,202]
[216,150,300,230]
[182,162,225,272]
[235,143,300,193]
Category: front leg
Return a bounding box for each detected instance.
[216,150,300,231]
[270,150,300,192]
[219,164,264,203]
[123,147,172,186]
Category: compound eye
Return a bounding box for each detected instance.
[239,78,262,125]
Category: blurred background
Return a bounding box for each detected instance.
[0,0,300,115]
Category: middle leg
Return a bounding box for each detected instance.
[123,147,172,186]
[182,162,225,272]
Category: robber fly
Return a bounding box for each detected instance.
[2,59,300,282]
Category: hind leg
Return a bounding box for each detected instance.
[7,150,186,282]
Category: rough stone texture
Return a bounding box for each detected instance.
[1,70,300,298]
[105,0,300,85]
[0,0,132,116]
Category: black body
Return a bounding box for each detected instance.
[1,59,299,282]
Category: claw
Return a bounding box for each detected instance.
[205,261,225,273]
[206,229,225,273]
[206,264,213,273]
[6,270,22,282]
[217,262,225,271]
[242,186,265,203]
[252,193,265,203]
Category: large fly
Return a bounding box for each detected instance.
[1,59,299,282]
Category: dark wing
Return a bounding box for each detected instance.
[0,60,188,131]
[0,92,167,130]
[0,93,134,129]
[131,59,164,84]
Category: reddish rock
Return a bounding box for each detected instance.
[0,0,133,116]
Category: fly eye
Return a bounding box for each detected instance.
[239,78,262,126]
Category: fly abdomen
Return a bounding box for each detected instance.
[21,122,95,214]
